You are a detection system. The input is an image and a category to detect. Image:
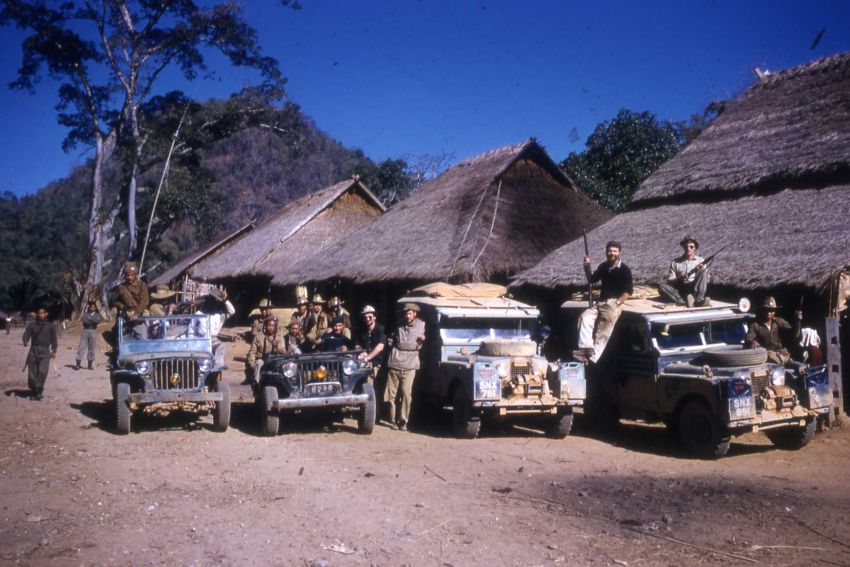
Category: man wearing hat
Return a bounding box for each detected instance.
[746,297,803,366]
[320,317,352,352]
[284,320,313,355]
[247,316,285,384]
[327,296,351,332]
[149,285,176,317]
[252,299,274,340]
[192,288,235,368]
[76,298,102,370]
[385,303,426,431]
[305,294,330,347]
[289,296,310,330]
[114,262,150,320]
[659,236,710,308]
[355,305,386,378]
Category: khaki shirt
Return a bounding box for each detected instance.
[306,311,330,343]
[247,331,285,367]
[114,280,150,316]
[668,255,704,285]
[388,318,426,371]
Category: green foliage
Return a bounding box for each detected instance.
[351,156,415,206]
[561,109,684,212]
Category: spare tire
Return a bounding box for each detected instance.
[478,340,537,357]
[703,345,767,367]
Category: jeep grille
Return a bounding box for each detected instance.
[751,368,769,395]
[150,359,199,390]
[511,362,531,378]
[298,359,344,384]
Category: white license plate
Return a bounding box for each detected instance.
[728,396,754,419]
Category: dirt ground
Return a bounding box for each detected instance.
[2,324,850,567]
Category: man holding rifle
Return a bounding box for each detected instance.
[659,235,712,307]
[575,241,633,364]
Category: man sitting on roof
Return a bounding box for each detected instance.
[575,241,633,364]
[659,235,710,308]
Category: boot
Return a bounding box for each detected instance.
[75,360,81,370]
[87,360,93,370]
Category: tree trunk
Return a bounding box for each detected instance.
[81,133,117,317]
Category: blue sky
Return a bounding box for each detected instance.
[1,0,849,197]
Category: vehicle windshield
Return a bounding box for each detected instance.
[650,318,748,350]
[440,317,535,342]
[120,316,210,342]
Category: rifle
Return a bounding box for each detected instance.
[582,227,593,308]
[685,245,727,278]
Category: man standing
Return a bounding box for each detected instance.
[290,296,310,329]
[252,299,274,340]
[659,236,710,307]
[746,297,802,366]
[246,317,285,384]
[385,303,426,431]
[355,305,386,382]
[305,294,330,347]
[76,298,101,370]
[148,285,176,317]
[193,288,235,369]
[113,262,150,320]
[576,241,633,364]
[22,307,58,400]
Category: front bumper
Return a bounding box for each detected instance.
[129,391,223,404]
[272,393,369,410]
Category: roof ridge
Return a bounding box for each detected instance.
[753,50,850,89]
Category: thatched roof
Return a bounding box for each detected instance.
[516,52,850,292]
[150,221,255,287]
[512,184,850,291]
[274,140,610,286]
[633,52,850,207]
[191,178,384,280]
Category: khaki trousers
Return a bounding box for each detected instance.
[385,367,416,424]
[578,299,623,363]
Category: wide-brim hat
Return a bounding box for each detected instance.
[295,296,309,306]
[679,235,699,249]
[258,298,273,309]
[762,296,780,310]
[311,294,325,304]
[401,302,420,313]
[361,305,377,316]
[151,284,176,300]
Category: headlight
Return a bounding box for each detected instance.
[342,359,359,375]
[282,362,298,379]
[771,368,785,386]
[198,359,212,373]
[496,362,509,378]
[315,366,328,380]
[135,361,150,375]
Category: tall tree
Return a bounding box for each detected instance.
[561,109,683,212]
[0,0,288,310]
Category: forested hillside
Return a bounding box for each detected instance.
[0,100,399,312]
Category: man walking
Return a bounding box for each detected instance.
[659,235,710,307]
[76,298,101,370]
[385,303,426,431]
[22,307,58,400]
[576,241,633,364]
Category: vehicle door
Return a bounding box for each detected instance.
[614,319,659,413]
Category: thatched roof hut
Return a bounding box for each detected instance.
[150,221,255,288]
[514,52,850,305]
[191,178,385,281]
[274,139,610,286]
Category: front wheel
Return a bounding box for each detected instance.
[115,382,131,435]
[261,385,279,437]
[545,409,574,439]
[766,418,816,450]
[452,387,480,439]
[678,399,730,459]
[357,383,376,434]
[212,380,231,432]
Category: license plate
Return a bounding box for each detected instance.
[728,396,754,419]
[305,382,341,397]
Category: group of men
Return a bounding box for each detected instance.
[245,296,425,430]
[575,236,809,368]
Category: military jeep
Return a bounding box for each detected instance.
[561,298,829,458]
[110,315,230,434]
[399,283,585,439]
[255,350,376,436]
